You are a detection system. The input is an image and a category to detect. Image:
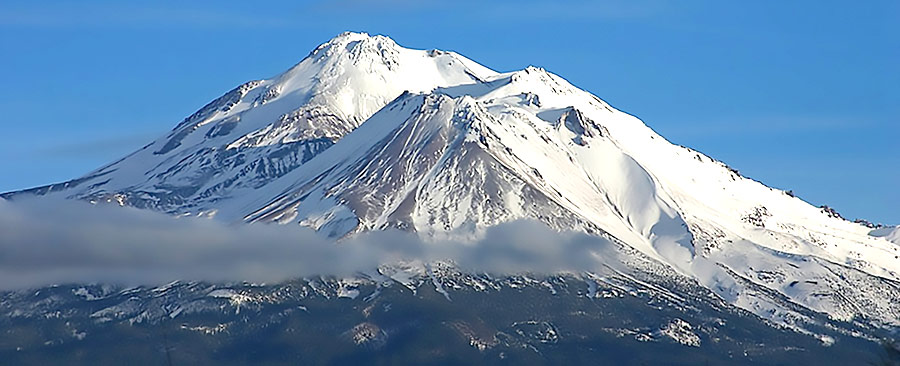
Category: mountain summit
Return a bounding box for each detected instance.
[4,32,899,337]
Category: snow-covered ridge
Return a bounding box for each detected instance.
[4,32,497,214]
[870,226,900,245]
[3,32,899,335]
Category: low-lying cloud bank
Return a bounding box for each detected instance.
[0,198,615,290]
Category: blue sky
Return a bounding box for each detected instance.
[0,0,897,224]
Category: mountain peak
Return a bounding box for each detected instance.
[310,31,400,59]
[329,31,387,44]
[5,33,900,334]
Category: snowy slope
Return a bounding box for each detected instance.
[3,32,495,215]
[871,226,900,245]
[4,32,899,334]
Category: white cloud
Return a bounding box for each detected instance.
[0,197,616,290]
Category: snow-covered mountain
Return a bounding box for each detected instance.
[3,32,899,339]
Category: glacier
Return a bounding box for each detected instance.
[2,32,899,345]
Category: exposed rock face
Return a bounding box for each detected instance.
[4,32,900,344]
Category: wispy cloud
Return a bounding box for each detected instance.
[313,0,667,21]
[34,133,156,159]
[0,0,666,30]
[658,115,872,140]
[0,198,616,290]
[479,0,668,21]
[0,3,299,29]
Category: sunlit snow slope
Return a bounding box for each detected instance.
[4,32,899,334]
